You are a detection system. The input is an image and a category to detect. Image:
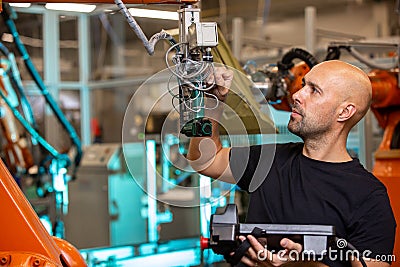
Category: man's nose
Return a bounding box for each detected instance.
[292,87,304,105]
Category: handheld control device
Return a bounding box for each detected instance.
[201,204,336,265]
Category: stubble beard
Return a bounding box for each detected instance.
[288,115,333,142]
[288,117,305,139]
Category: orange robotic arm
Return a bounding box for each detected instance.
[269,62,310,112]
[0,71,34,174]
[0,156,86,266]
[368,69,400,261]
[253,48,317,112]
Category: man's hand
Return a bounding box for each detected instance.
[237,235,302,267]
[186,65,235,183]
[205,67,233,101]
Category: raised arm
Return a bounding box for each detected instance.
[186,67,236,183]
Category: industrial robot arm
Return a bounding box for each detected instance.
[248,48,318,112]
[0,65,34,174]
[0,152,86,266]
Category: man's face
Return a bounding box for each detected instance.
[287,66,340,139]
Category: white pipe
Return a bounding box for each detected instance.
[232,17,244,61]
[305,6,316,54]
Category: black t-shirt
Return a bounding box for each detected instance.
[229,142,396,267]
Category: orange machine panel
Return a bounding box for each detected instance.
[370,70,400,265]
[0,159,62,262]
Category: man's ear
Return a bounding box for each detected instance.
[338,104,356,122]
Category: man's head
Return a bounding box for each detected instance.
[288,60,372,140]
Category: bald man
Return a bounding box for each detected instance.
[187,60,396,267]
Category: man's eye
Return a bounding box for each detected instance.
[311,87,318,94]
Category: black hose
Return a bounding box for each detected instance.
[278,48,319,72]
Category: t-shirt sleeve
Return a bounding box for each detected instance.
[347,189,396,262]
[229,144,275,192]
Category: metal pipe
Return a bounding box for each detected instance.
[305,6,316,54]
[232,17,243,60]
[348,46,397,70]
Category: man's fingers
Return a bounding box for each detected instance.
[246,235,274,262]
[236,236,302,266]
[247,235,265,252]
[237,236,257,260]
[238,235,268,267]
[221,69,234,88]
[240,256,257,267]
[280,238,302,253]
[218,86,229,96]
[206,66,233,89]
[237,236,304,267]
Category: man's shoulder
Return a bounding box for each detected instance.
[332,160,389,209]
[348,159,387,190]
